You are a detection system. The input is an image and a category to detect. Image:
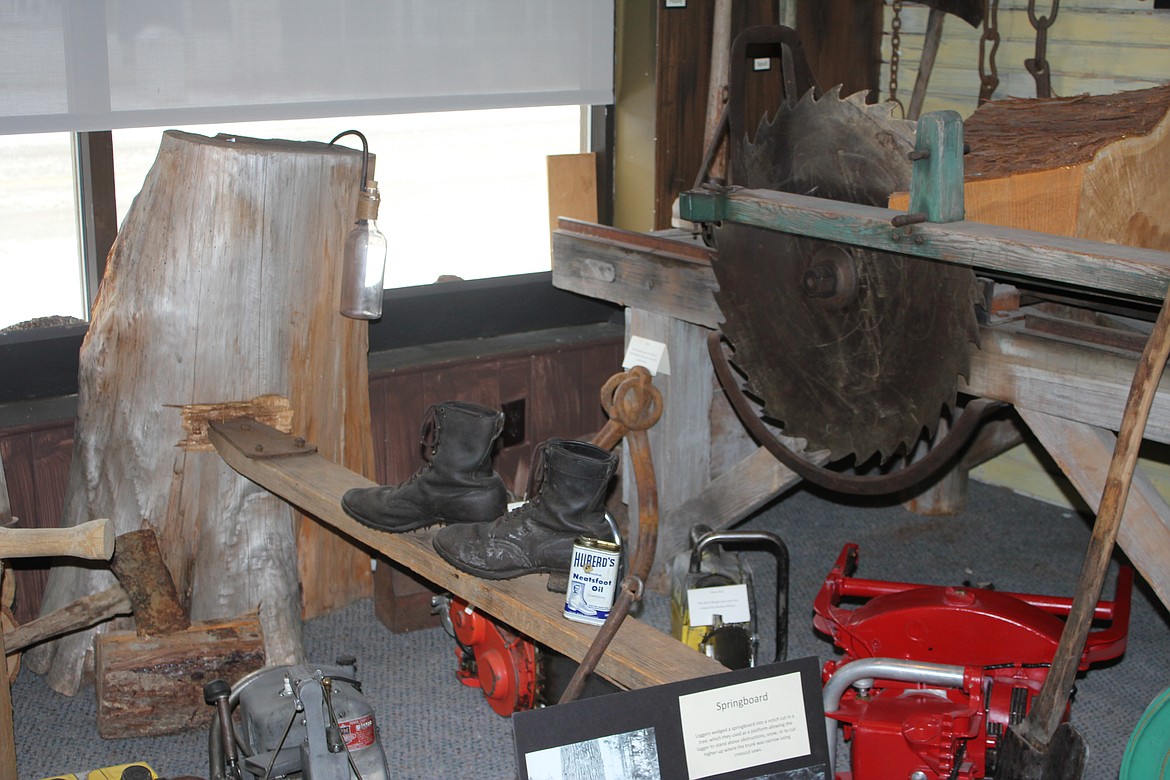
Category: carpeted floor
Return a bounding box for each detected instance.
[14,480,1170,779]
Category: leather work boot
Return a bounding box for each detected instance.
[341,401,508,532]
[432,439,618,579]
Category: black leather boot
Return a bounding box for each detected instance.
[432,439,618,579]
[341,401,508,532]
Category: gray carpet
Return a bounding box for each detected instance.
[14,480,1170,779]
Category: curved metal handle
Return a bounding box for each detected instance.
[708,329,1000,496]
[689,528,790,663]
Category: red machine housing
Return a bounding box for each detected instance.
[447,597,538,716]
[814,544,1132,780]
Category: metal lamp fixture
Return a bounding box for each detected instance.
[330,130,388,320]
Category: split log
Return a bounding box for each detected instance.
[95,613,265,738]
[110,529,189,636]
[25,132,379,696]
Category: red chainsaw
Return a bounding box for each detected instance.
[814,543,1132,780]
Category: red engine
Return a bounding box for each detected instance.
[445,596,538,716]
[814,544,1131,780]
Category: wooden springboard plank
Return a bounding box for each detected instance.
[1017,407,1170,612]
[208,419,726,690]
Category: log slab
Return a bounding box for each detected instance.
[94,613,265,738]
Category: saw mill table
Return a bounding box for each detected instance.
[207,418,726,691]
[551,212,1170,616]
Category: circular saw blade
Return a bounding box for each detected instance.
[716,87,980,463]
[713,223,980,464]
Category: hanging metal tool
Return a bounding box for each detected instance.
[906,1,985,120]
[1025,0,1061,98]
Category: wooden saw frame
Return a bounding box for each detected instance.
[553,110,1170,613]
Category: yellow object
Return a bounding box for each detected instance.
[39,762,157,780]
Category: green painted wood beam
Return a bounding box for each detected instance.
[677,186,1170,303]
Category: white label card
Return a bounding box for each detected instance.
[752,57,772,71]
[678,672,811,779]
[687,583,751,626]
[622,335,670,375]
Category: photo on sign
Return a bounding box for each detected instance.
[525,726,661,780]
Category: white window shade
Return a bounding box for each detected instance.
[0,0,615,135]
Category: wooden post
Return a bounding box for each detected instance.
[25,132,378,696]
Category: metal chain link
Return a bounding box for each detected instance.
[888,0,905,116]
[1025,0,1061,98]
[977,0,1001,105]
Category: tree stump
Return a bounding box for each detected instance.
[25,131,377,696]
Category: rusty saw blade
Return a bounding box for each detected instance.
[716,87,980,464]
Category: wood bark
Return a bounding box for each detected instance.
[892,85,1170,253]
[25,131,377,695]
[94,614,265,738]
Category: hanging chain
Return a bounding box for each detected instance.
[1025,0,1060,98]
[887,0,905,115]
[977,0,1001,105]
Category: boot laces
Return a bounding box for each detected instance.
[518,440,551,507]
[405,406,440,484]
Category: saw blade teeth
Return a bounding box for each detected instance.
[843,89,872,108]
[791,86,819,111]
[823,84,844,102]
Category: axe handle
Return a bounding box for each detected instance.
[908,7,946,121]
[0,518,114,561]
[1020,285,1170,745]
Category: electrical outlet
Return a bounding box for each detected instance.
[501,398,526,447]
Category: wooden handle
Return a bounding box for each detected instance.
[0,518,115,561]
[1020,285,1170,746]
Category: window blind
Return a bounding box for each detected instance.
[0,0,615,135]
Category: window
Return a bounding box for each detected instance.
[112,106,584,291]
[0,133,85,330]
[0,1,614,332]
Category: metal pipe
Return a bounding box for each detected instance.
[822,657,967,777]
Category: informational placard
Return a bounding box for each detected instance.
[677,673,809,778]
[623,336,671,375]
[513,656,828,780]
[686,584,752,626]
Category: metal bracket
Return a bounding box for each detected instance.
[909,110,965,223]
[208,418,317,459]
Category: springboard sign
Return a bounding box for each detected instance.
[512,655,828,780]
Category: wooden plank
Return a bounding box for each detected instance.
[208,419,726,690]
[681,187,1170,302]
[552,224,719,328]
[1017,407,1170,612]
[547,153,598,241]
[964,324,1170,446]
